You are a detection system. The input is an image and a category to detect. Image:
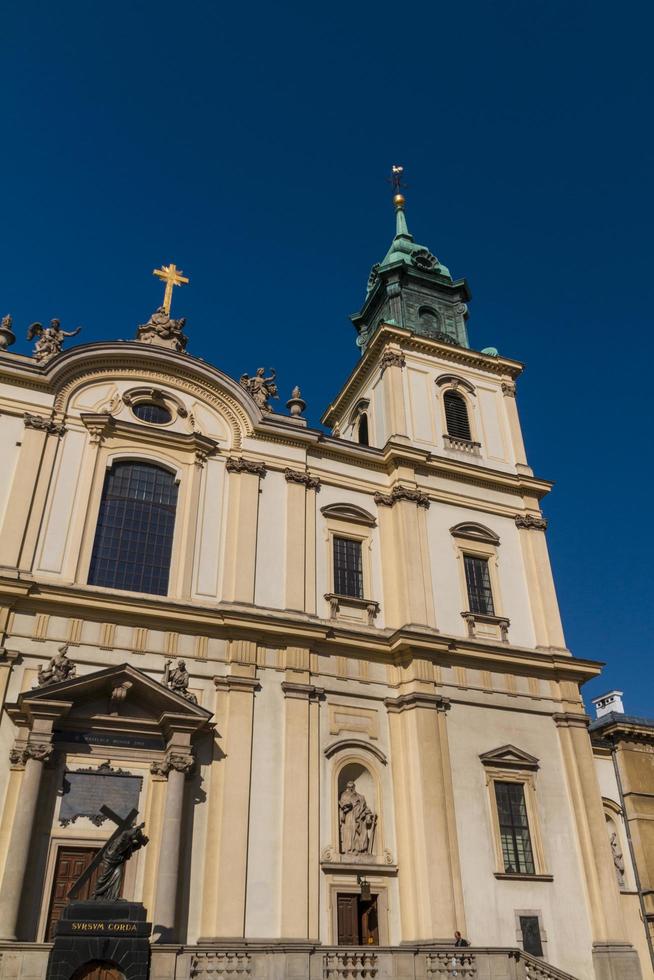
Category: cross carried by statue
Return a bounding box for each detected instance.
[67,805,148,902]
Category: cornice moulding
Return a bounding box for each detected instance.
[0,576,602,683]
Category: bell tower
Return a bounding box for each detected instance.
[352,168,471,352]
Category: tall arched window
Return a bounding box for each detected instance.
[444,390,472,440]
[88,462,179,595]
[358,412,369,446]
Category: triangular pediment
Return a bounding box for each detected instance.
[479,744,539,770]
[11,662,212,737]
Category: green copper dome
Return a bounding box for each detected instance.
[366,196,451,295]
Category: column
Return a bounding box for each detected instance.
[0,414,59,570]
[0,741,52,940]
[386,692,465,941]
[279,677,322,939]
[151,745,194,942]
[221,458,265,603]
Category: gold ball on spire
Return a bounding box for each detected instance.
[393,193,406,208]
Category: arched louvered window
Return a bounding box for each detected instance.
[358,413,369,446]
[88,461,179,595]
[444,390,472,441]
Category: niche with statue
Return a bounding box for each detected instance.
[337,762,378,859]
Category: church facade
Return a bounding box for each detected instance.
[0,192,650,980]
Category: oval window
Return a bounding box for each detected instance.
[132,402,172,425]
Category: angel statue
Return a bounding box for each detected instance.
[27,319,82,364]
[239,367,279,412]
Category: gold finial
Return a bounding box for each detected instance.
[153,263,189,315]
[393,193,406,209]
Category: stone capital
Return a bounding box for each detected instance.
[225,456,266,477]
[374,486,430,509]
[10,739,54,767]
[553,711,591,730]
[380,349,406,372]
[150,750,195,778]
[515,513,548,531]
[501,381,517,397]
[23,412,66,436]
[284,468,321,490]
[281,681,325,702]
[213,674,261,694]
[384,692,451,714]
[80,412,116,445]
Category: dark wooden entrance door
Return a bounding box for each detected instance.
[45,846,100,941]
[70,962,125,980]
[336,893,379,945]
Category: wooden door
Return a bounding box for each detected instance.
[45,846,100,941]
[71,962,124,980]
[360,896,379,945]
[337,893,359,945]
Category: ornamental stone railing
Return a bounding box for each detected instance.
[323,951,378,980]
[426,951,477,978]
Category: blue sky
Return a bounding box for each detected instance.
[3,1,652,714]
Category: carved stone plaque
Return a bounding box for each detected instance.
[60,763,143,827]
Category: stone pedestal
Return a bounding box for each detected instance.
[46,901,151,980]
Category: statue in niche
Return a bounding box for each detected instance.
[339,780,377,855]
[610,830,625,886]
[35,644,77,688]
[163,658,198,704]
[91,822,149,900]
[27,319,81,363]
[136,306,188,352]
[239,367,279,412]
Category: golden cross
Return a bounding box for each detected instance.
[152,263,189,314]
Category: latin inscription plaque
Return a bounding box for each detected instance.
[60,763,143,827]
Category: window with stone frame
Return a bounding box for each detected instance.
[88,461,179,596]
[333,536,364,599]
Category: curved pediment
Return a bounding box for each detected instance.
[39,342,264,450]
[321,503,377,527]
[450,521,500,545]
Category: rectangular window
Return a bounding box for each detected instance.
[333,537,363,599]
[464,555,495,615]
[519,915,544,957]
[495,782,535,875]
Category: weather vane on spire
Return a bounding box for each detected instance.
[153,263,189,315]
[389,164,406,193]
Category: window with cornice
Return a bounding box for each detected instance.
[480,746,550,881]
[88,461,178,596]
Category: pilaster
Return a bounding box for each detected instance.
[375,487,435,628]
[201,673,259,938]
[515,511,565,649]
[0,415,64,570]
[554,713,626,942]
[385,691,464,941]
[284,471,320,613]
[222,459,265,603]
[279,678,323,940]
